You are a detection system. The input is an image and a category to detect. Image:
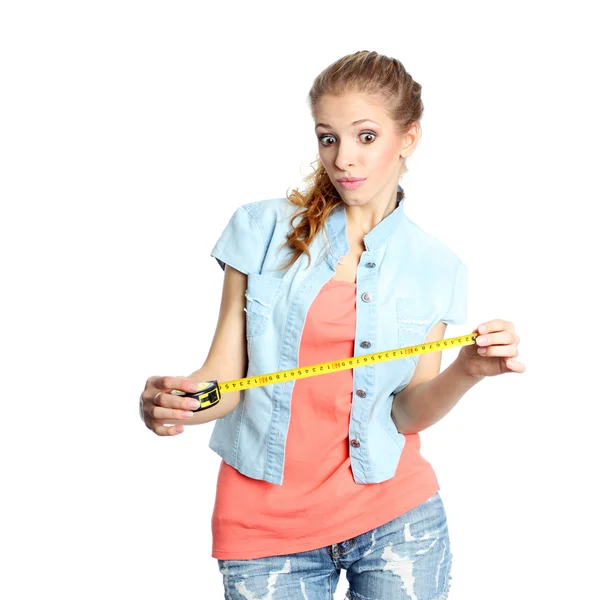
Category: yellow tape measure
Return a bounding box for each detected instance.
[171,331,479,413]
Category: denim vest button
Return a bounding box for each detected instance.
[360,341,371,349]
[357,389,366,398]
[365,262,376,268]
[350,439,361,448]
[361,292,372,302]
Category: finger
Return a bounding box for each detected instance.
[150,401,196,421]
[153,423,185,436]
[476,320,514,335]
[477,344,518,357]
[475,330,513,347]
[506,358,526,373]
[154,390,201,412]
[157,376,201,395]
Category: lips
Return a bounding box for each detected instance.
[338,178,366,190]
[337,177,366,182]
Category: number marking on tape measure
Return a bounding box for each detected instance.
[172,332,478,411]
[221,332,477,393]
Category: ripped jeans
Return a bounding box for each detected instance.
[217,491,453,599]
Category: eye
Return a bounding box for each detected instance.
[360,132,376,143]
[318,131,377,147]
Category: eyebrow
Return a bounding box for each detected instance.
[314,118,380,130]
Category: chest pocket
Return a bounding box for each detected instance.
[244,272,284,337]
[396,297,436,352]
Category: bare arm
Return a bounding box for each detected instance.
[162,263,249,426]
[391,321,484,434]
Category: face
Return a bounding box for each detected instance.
[313,91,418,207]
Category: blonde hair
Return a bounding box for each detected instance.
[276,50,424,272]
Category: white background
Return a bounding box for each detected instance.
[1,1,598,598]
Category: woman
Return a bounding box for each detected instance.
[139,50,524,599]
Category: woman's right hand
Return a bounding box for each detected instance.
[139,375,201,436]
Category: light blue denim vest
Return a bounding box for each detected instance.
[208,184,467,485]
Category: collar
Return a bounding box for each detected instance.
[325,183,406,266]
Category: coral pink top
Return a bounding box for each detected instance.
[211,279,440,560]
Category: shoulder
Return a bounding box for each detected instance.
[241,196,300,221]
[401,214,464,275]
[240,196,303,237]
[211,196,301,275]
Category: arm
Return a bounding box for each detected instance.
[162,263,249,426]
[391,321,484,434]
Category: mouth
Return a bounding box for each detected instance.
[337,178,366,190]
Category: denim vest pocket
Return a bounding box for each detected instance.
[396,297,435,350]
[245,272,284,337]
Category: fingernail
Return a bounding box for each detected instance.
[188,383,199,392]
[187,399,200,409]
[479,325,488,333]
[477,336,487,345]
[183,411,194,418]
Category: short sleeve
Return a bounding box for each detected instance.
[441,261,468,325]
[210,205,266,275]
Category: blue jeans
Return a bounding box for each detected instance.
[217,491,453,599]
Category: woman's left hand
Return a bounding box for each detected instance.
[456,319,525,378]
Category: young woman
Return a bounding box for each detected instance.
[139,50,524,600]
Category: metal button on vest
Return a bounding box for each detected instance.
[360,341,371,349]
[361,292,372,302]
[356,389,366,398]
[365,262,376,268]
[350,439,361,448]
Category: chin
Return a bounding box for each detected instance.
[341,194,371,206]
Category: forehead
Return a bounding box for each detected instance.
[314,91,389,124]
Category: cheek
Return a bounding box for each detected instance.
[318,147,329,166]
[372,142,399,170]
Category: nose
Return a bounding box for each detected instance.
[333,141,357,171]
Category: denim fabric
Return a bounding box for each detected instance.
[217,490,452,599]
[208,184,467,486]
